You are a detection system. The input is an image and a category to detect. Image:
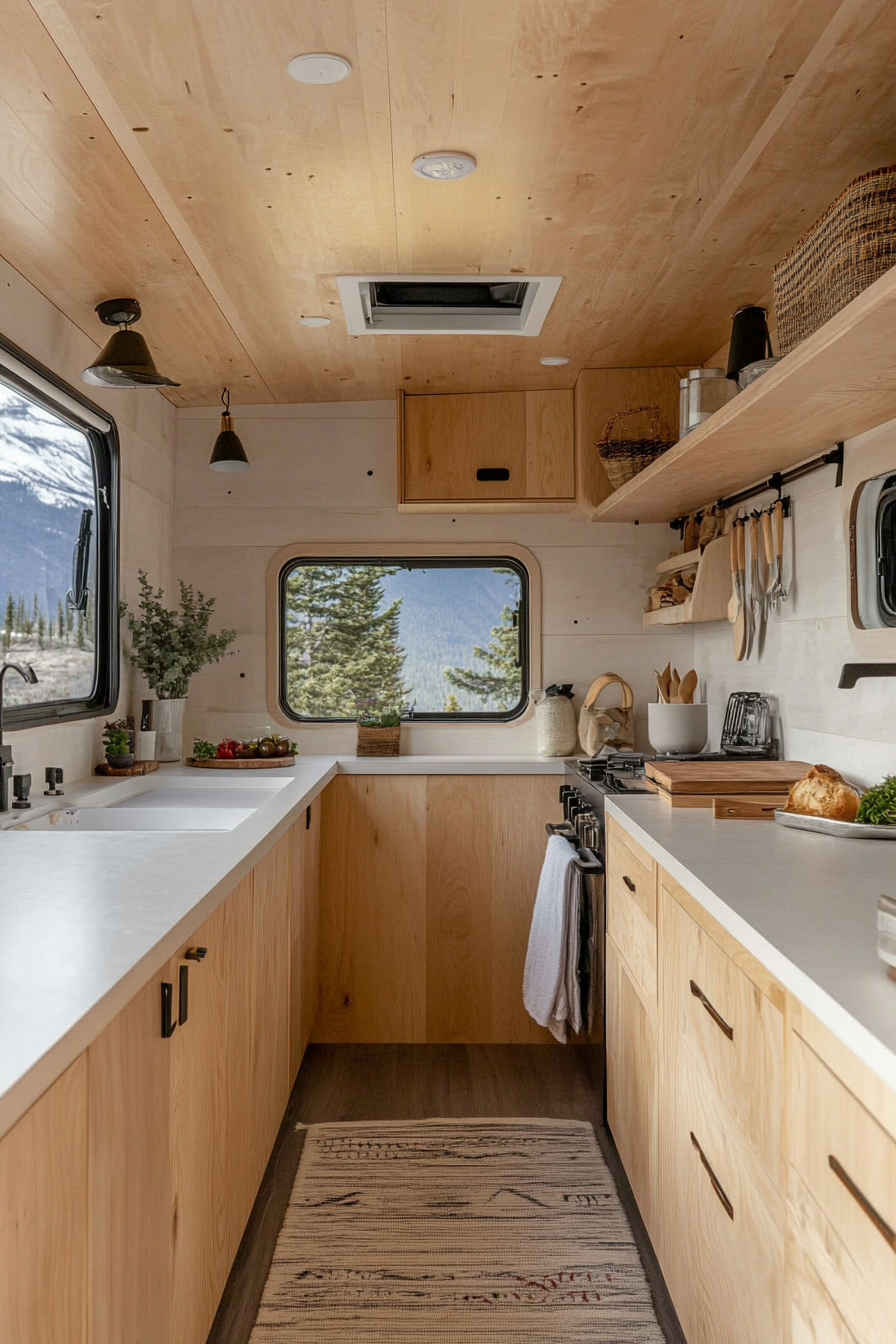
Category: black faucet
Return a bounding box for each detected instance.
[0,662,39,812]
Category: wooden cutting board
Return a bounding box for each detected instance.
[644,759,810,796]
[712,794,786,820]
[186,755,295,769]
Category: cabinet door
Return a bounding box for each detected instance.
[89,972,172,1344]
[290,798,321,1079]
[606,937,657,1231]
[402,390,574,503]
[250,833,292,1187]
[169,881,253,1344]
[0,1056,88,1344]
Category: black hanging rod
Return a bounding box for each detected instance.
[669,442,844,531]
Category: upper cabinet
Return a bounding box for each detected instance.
[397,388,575,512]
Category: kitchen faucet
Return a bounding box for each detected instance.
[0,662,39,812]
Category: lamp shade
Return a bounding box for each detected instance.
[82,328,180,388]
[209,413,250,471]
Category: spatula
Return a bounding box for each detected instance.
[678,669,698,704]
[733,520,747,661]
[669,668,681,703]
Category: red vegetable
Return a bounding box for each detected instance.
[216,745,234,759]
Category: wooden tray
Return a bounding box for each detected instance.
[186,756,295,769]
[713,794,787,820]
[95,760,160,776]
[645,759,810,796]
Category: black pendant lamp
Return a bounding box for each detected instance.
[209,388,249,472]
[81,299,179,388]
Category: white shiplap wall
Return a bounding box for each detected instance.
[174,401,693,755]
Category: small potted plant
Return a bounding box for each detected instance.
[120,571,237,762]
[103,720,134,770]
[355,697,406,757]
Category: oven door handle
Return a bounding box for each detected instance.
[544,823,603,875]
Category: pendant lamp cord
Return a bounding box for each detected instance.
[221,387,230,415]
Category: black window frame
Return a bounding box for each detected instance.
[278,553,530,723]
[0,331,120,730]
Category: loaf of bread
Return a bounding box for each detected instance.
[784,764,861,822]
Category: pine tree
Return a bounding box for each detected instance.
[56,599,64,641]
[443,692,462,713]
[16,595,26,633]
[76,610,85,650]
[3,595,13,653]
[65,603,73,637]
[37,612,46,649]
[444,604,522,711]
[284,564,408,717]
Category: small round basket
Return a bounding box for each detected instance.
[597,405,676,490]
[356,725,401,757]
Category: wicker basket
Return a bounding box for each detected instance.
[597,406,676,490]
[356,724,401,757]
[773,163,896,355]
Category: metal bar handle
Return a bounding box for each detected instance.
[690,979,734,1040]
[544,823,603,874]
[829,1155,896,1251]
[690,1131,734,1220]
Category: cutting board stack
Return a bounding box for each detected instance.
[644,759,811,817]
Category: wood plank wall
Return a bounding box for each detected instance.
[316,774,566,1045]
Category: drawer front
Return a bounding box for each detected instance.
[607,822,656,923]
[606,938,657,1232]
[664,887,783,1182]
[788,1231,860,1344]
[661,1044,784,1344]
[791,1031,896,1333]
[607,875,657,1005]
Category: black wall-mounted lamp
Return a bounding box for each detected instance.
[81,299,179,388]
[209,388,249,472]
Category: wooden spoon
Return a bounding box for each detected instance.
[660,662,671,703]
[733,521,747,661]
[669,668,681,703]
[678,669,698,704]
[654,669,668,703]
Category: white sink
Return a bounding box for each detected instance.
[17,806,255,832]
[109,785,286,810]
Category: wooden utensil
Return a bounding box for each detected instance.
[678,669,698,704]
[727,522,739,623]
[669,668,681,702]
[746,513,760,658]
[654,669,668,703]
[660,662,671,702]
[733,520,747,661]
[771,499,788,608]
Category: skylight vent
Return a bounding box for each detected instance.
[336,274,562,336]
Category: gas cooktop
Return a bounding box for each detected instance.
[569,748,776,797]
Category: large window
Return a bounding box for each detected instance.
[279,556,529,721]
[0,337,119,726]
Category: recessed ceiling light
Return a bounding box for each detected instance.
[412,152,477,181]
[299,316,331,327]
[286,53,352,84]
[540,356,569,366]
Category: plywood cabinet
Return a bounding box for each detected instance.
[0,1057,88,1344]
[606,938,657,1231]
[398,388,575,511]
[317,774,564,1044]
[290,796,321,1078]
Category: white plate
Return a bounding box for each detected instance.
[774,810,896,840]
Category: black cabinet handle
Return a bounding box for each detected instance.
[178,964,189,1026]
[691,1131,734,1220]
[476,467,510,482]
[161,982,176,1038]
[829,1155,896,1251]
[690,979,734,1040]
[622,874,637,892]
[184,946,207,961]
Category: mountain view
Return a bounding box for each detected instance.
[0,383,97,707]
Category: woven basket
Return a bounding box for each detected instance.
[773,163,896,355]
[356,724,401,757]
[597,406,676,490]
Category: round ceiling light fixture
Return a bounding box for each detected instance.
[412,151,477,181]
[299,315,332,327]
[286,53,352,84]
[81,298,179,389]
[540,356,570,366]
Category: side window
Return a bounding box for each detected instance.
[279,556,529,721]
[0,343,119,725]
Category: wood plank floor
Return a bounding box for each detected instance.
[208,1044,684,1344]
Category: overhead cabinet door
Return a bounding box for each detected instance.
[400,389,575,507]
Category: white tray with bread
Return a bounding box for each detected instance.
[774,763,896,839]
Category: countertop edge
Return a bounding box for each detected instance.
[606,799,896,1095]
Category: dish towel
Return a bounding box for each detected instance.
[523,835,582,1042]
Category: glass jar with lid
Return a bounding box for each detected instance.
[687,367,737,431]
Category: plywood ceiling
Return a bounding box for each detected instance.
[2,0,896,404]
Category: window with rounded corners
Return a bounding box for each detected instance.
[278,554,530,722]
[0,332,119,728]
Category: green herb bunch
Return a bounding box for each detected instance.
[103,720,131,756]
[192,739,218,761]
[120,570,237,700]
[856,776,896,826]
[355,694,406,728]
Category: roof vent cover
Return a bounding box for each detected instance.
[336,274,562,336]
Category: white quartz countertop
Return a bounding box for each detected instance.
[0,753,566,1138]
[607,796,896,1093]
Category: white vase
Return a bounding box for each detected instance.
[154,698,186,762]
[531,689,578,757]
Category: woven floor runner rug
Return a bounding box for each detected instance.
[249,1117,664,1342]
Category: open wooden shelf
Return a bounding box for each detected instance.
[654,548,701,578]
[642,535,731,627]
[593,263,896,523]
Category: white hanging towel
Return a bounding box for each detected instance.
[523,835,581,1043]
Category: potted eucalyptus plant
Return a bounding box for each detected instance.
[103,720,134,770]
[120,571,237,762]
